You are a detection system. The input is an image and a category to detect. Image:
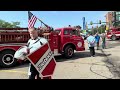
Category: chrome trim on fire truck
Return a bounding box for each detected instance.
[0,43,25,46]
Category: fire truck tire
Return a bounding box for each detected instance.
[111,35,116,41]
[64,45,74,59]
[0,50,17,68]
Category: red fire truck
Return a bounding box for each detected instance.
[0,27,85,68]
[106,27,120,40]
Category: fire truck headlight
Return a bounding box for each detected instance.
[77,42,82,48]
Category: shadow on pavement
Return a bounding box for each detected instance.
[103,56,120,78]
[0,51,111,69]
[55,51,111,62]
[104,56,120,67]
[0,61,29,70]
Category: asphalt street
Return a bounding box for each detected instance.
[0,39,120,79]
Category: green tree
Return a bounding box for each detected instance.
[93,28,97,35]
[89,24,106,35]
[0,19,20,28]
[98,24,106,34]
[12,22,20,28]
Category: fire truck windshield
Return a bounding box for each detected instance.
[55,30,61,34]
[70,29,79,36]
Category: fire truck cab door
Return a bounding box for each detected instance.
[70,29,80,40]
[63,29,70,43]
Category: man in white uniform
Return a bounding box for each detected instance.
[27,27,48,79]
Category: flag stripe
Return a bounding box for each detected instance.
[29,16,37,27]
[29,15,35,25]
[28,15,35,23]
[28,16,34,28]
[31,17,37,27]
[27,43,49,64]
[28,16,37,28]
[28,12,37,28]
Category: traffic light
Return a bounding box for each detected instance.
[90,21,93,25]
[99,20,101,24]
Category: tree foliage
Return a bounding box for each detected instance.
[89,24,106,35]
[0,19,20,28]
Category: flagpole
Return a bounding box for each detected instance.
[37,18,49,27]
[28,11,49,27]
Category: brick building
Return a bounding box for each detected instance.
[105,11,114,30]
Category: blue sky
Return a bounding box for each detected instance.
[0,11,109,29]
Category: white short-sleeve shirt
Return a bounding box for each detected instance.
[27,37,48,75]
[27,37,48,53]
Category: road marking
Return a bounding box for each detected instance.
[0,70,27,74]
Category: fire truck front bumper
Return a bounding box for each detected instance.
[76,47,85,51]
[107,35,112,39]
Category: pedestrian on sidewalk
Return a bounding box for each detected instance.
[95,33,100,50]
[101,33,106,49]
[87,33,96,57]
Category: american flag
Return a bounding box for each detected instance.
[28,11,38,29]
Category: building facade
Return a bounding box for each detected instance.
[105,11,114,30]
[105,11,120,29]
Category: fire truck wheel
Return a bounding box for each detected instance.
[64,45,74,59]
[0,50,17,68]
[111,35,116,41]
